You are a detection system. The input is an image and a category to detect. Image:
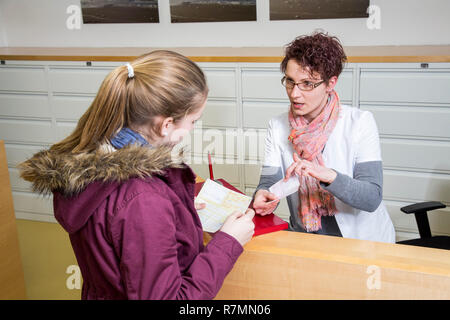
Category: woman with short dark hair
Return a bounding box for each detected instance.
[253,32,395,243]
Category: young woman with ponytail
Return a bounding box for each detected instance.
[18,50,255,299]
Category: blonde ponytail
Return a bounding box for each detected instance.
[50,50,208,154]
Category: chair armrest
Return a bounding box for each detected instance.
[400,201,446,214]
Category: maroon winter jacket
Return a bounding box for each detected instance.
[19,144,243,299]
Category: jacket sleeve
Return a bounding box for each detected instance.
[110,190,243,300]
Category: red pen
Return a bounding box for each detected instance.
[208,152,214,180]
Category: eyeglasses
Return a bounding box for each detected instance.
[281,76,325,91]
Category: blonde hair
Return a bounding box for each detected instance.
[50,50,208,154]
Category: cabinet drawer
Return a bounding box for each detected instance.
[0,67,47,92]
[12,192,54,216]
[0,119,54,144]
[49,67,112,94]
[360,69,450,104]
[0,93,50,119]
[52,97,237,127]
[383,170,450,203]
[362,105,450,139]
[203,69,236,98]
[242,68,353,102]
[180,127,239,159]
[203,100,237,127]
[56,122,76,141]
[334,69,353,103]
[4,144,46,166]
[242,69,285,99]
[243,101,287,128]
[53,95,93,121]
[49,66,236,97]
[9,168,31,192]
[381,139,450,172]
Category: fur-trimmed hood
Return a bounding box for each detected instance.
[18,143,190,234]
[18,143,186,198]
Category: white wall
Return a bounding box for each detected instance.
[0,5,7,47]
[0,0,449,47]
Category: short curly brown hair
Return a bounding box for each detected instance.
[281,31,347,84]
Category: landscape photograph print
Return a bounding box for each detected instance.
[80,0,159,23]
[270,0,370,20]
[170,0,256,23]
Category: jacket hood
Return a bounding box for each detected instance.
[18,143,187,233]
[18,143,186,197]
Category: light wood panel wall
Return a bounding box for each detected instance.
[0,140,27,299]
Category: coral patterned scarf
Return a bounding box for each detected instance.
[288,90,340,232]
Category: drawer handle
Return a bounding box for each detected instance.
[420,63,429,69]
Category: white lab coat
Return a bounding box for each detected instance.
[264,105,396,243]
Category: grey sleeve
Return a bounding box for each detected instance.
[254,166,284,195]
[320,161,383,212]
[253,166,284,210]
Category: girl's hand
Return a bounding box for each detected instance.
[220,209,255,246]
[194,197,206,211]
[284,152,337,184]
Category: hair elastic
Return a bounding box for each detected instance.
[126,63,134,78]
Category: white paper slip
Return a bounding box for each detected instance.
[195,179,252,233]
[269,174,300,200]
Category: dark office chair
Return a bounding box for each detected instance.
[396,201,450,250]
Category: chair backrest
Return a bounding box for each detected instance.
[401,201,447,238]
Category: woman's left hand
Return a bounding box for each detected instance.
[284,152,337,184]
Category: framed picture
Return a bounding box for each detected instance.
[81,0,159,23]
[270,0,370,20]
[170,0,256,23]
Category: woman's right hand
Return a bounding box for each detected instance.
[253,189,279,216]
[220,209,255,246]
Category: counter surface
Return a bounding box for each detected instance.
[1,46,450,63]
[215,230,450,299]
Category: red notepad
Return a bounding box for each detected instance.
[195,179,289,237]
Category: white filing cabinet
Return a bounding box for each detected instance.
[0,59,449,241]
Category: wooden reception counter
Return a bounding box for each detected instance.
[215,230,450,299]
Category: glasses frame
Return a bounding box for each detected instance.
[281,76,325,92]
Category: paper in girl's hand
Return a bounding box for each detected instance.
[196,179,252,233]
[269,174,300,200]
